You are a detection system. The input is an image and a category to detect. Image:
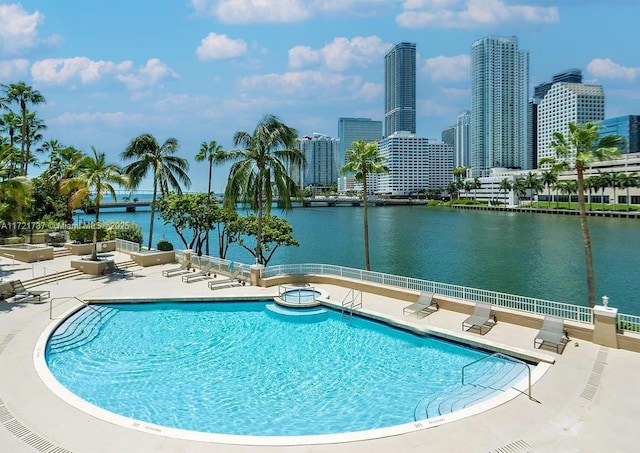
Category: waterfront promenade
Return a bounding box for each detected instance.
[1,253,640,452]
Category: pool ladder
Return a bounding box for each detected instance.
[341,289,362,318]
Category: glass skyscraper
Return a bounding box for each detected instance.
[384,42,416,137]
[337,117,383,192]
[470,36,529,177]
[598,115,640,154]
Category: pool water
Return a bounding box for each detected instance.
[45,302,527,437]
[280,288,321,303]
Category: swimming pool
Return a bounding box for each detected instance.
[43,301,530,441]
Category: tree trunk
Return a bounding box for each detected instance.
[205,158,212,256]
[148,178,158,251]
[576,169,596,308]
[256,169,264,266]
[91,194,100,261]
[362,169,370,271]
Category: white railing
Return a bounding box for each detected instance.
[32,262,60,284]
[115,238,140,253]
[186,253,251,283]
[618,313,640,334]
[263,263,594,324]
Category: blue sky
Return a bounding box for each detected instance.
[1,0,639,192]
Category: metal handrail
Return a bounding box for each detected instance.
[278,284,315,305]
[341,289,362,317]
[0,253,15,265]
[31,262,60,284]
[49,296,101,320]
[462,352,532,400]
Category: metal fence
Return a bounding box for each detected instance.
[174,251,251,283]
[115,238,140,253]
[618,313,640,333]
[263,263,595,324]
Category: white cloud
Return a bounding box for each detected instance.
[197,33,247,60]
[116,59,179,90]
[193,0,310,24]
[238,70,363,97]
[397,0,559,28]
[0,3,42,55]
[423,54,469,82]
[32,57,133,85]
[289,36,391,71]
[0,59,30,80]
[50,111,145,126]
[587,58,640,81]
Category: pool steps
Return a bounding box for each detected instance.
[414,358,528,420]
[48,305,118,353]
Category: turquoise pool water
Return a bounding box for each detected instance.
[45,302,528,437]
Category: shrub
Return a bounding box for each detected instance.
[69,226,107,243]
[157,239,174,251]
[111,221,143,245]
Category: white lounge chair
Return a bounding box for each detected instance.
[207,269,242,290]
[162,261,190,277]
[462,301,495,334]
[403,292,438,318]
[10,280,50,301]
[534,315,567,353]
[182,264,212,283]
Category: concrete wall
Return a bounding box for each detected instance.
[129,250,175,267]
[0,245,54,262]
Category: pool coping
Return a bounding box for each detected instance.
[34,297,552,447]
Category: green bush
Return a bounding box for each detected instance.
[111,221,143,245]
[157,239,174,251]
[69,226,107,243]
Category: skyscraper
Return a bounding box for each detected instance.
[384,42,416,137]
[337,117,383,192]
[296,133,340,188]
[537,83,605,165]
[455,110,471,169]
[598,115,640,154]
[470,36,529,177]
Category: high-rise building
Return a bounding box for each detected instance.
[598,115,640,154]
[337,117,383,192]
[530,69,583,170]
[296,133,340,188]
[455,110,471,169]
[441,126,455,148]
[376,132,452,195]
[384,42,416,137]
[533,68,582,100]
[470,36,529,177]
[537,83,605,165]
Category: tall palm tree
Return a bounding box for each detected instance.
[472,177,481,201]
[546,121,622,308]
[218,114,304,266]
[584,176,597,211]
[1,82,46,175]
[513,177,527,207]
[619,172,638,212]
[540,169,557,208]
[340,139,389,271]
[0,112,21,177]
[121,134,191,251]
[63,147,128,260]
[499,178,512,206]
[195,140,224,256]
[609,171,624,211]
[46,145,86,224]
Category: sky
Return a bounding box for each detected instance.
[1,0,639,193]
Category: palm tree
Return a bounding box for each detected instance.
[63,147,128,260]
[1,82,46,175]
[0,112,21,177]
[609,171,624,211]
[218,114,304,266]
[584,176,597,211]
[499,178,512,206]
[540,169,558,208]
[121,134,191,251]
[195,140,225,256]
[596,171,611,210]
[45,145,86,224]
[472,177,481,201]
[340,139,389,271]
[619,172,639,212]
[546,121,622,308]
[513,177,527,207]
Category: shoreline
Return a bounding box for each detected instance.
[451,204,640,219]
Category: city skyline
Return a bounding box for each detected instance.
[1,1,639,191]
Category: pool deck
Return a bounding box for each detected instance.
[1,252,639,452]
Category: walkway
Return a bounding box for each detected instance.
[0,253,639,452]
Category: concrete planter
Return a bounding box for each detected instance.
[129,250,175,267]
[0,244,54,262]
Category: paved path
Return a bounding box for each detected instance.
[1,252,639,452]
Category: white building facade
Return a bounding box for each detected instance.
[537,83,605,166]
[295,133,340,189]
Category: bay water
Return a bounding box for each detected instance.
[82,205,640,315]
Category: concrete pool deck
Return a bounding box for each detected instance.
[1,252,639,452]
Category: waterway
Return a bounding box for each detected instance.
[80,205,640,315]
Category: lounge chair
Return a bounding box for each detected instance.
[162,260,190,277]
[534,315,567,353]
[462,301,495,334]
[403,292,438,318]
[182,264,212,283]
[208,269,242,290]
[10,280,50,301]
